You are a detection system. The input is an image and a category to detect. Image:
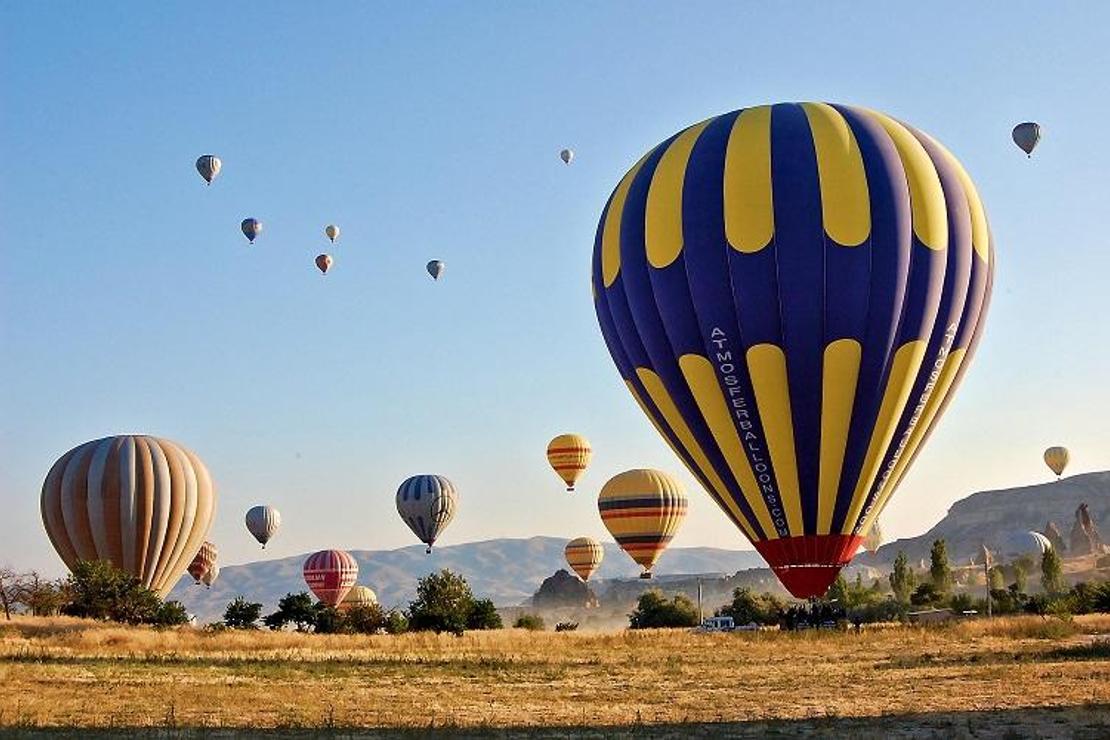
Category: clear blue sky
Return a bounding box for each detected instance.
[3,2,1108,575]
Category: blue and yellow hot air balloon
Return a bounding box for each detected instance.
[591,102,993,598]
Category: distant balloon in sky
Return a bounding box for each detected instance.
[41,435,216,597]
[339,585,378,611]
[546,434,592,491]
[598,469,687,579]
[1012,122,1041,157]
[396,474,458,553]
[196,155,221,185]
[564,537,604,582]
[200,562,220,588]
[187,541,218,585]
[245,505,281,548]
[426,260,445,280]
[325,224,340,243]
[1044,446,1068,478]
[560,148,574,165]
[241,218,262,244]
[315,254,333,274]
[592,102,994,598]
[303,549,358,606]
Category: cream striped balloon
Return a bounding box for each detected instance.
[564,536,604,582]
[40,435,216,597]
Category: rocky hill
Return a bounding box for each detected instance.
[858,472,1110,567]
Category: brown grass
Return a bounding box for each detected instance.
[0,614,1107,731]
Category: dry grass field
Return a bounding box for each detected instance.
[0,615,1108,737]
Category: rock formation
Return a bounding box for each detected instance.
[1070,503,1105,555]
[1044,521,1067,553]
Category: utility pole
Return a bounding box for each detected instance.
[982,544,993,618]
[697,577,703,624]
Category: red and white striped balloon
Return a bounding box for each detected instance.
[302,549,358,606]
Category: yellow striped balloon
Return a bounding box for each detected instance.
[564,536,604,581]
[339,585,378,611]
[1044,446,1068,478]
[598,469,687,578]
[546,434,592,491]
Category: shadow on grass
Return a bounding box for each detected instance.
[2,705,1108,739]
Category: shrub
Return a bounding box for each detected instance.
[346,603,389,634]
[514,614,545,631]
[60,560,178,625]
[948,592,974,612]
[467,598,503,630]
[384,609,409,634]
[910,582,942,607]
[717,587,784,626]
[629,590,699,629]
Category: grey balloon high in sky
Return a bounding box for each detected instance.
[196,154,222,184]
[427,260,445,280]
[245,505,281,548]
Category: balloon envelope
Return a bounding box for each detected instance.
[598,469,687,577]
[427,260,445,280]
[241,218,262,243]
[188,541,217,584]
[339,584,378,611]
[591,102,994,597]
[1012,122,1041,156]
[564,537,604,581]
[196,155,221,184]
[999,530,1051,560]
[561,148,574,164]
[200,562,219,587]
[325,224,340,243]
[396,474,458,553]
[315,254,333,274]
[303,549,358,606]
[40,435,216,597]
[1044,446,1068,477]
[546,434,592,491]
[245,505,281,548]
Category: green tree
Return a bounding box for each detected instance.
[15,572,66,617]
[61,560,176,625]
[313,605,345,634]
[1041,548,1066,595]
[628,590,699,629]
[910,582,942,607]
[890,551,916,604]
[263,592,319,632]
[223,597,263,629]
[826,575,849,605]
[987,565,1005,591]
[1012,562,1028,594]
[467,598,503,630]
[407,569,476,635]
[513,614,545,630]
[1092,583,1110,613]
[346,603,388,634]
[384,609,409,634]
[152,600,190,627]
[929,539,952,594]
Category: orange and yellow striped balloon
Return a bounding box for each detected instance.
[564,536,604,581]
[1044,446,1068,478]
[598,469,687,578]
[546,434,592,491]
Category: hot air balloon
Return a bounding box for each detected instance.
[187,541,218,585]
[241,218,262,244]
[339,585,378,611]
[426,260,445,280]
[396,475,458,553]
[564,537,604,582]
[1044,446,1068,479]
[546,434,592,491]
[245,505,281,548]
[591,102,994,598]
[41,435,217,597]
[598,469,687,578]
[200,562,220,588]
[862,521,883,554]
[315,254,333,274]
[303,549,358,606]
[196,155,221,185]
[998,530,1051,560]
[325,224,340,243]
[560,148,574,165]
[1012,122,1041,157]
